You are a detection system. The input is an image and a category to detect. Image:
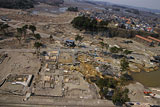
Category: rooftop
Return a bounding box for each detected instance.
[136,35,152,43]
[148,36,160,43]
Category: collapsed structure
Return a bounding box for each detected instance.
[33,50,99,99]
[0,74,33,95]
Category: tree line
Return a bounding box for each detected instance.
[36,0,64,6]
[67,7,78,12]
[0,0,64,9]
[0,0,35,9]
[16,24,43,56]
[71,16,109,32]
[71,16,159,38]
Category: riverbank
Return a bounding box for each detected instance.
[126,82,160,105]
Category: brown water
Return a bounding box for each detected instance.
[132,70,160,87]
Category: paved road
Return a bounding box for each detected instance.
[0,48,94,53]
[0,94,114,107]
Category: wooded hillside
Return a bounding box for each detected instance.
[0,0,64,9]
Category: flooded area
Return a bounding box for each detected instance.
[31,4,68,15]
[32,10,39,15]
[132,70,160,87]
[31,7,67,14]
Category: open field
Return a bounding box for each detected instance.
[0,52,40,81]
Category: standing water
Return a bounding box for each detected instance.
[132,70,160,87]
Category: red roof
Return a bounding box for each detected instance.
[147,27,152,30]
[136,35,152,43]
[148,36,160,42]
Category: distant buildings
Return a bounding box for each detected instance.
[80,10,155,32]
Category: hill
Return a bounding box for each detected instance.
[36,0,64,6]
[0,0,64,9]
[0,0,35,9]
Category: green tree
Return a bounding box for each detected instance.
[95,78,108,89]
[99,41,105,50]
[29,25,36,35]
[95,77,118,99]
[110,46,119,53]
[99,87,108,99]
[67,7,78,12]
[49,35,54,43]
[16,28,23,44]
[108,78,118,89]
[17,28,23,36]
[0,23,9,36]
[112,88,130,106]
[120,73,133,85]
[123,49,132,55]
[0,23,4,34]
[71,16,109,32]
[0,0,35,9]
[34,33,41,41]
[34,42,43,57]
[120,58,129,73]
[22,24,28,39]
[15,34,22,44]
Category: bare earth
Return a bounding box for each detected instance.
[0,52,40,81]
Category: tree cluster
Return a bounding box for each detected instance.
[0,0,65,9]
[95,77,118,89]
[112,88,130,106]
[0,22,9,36]
[90,72,131,105]
[0,0,35,9]
[110,46,123,53]
[120,58,129,73]
[91,77,118,99]
[36,0,64,6]
[71,16,109,32]
[67,7,78,12]
[16,24,43,56]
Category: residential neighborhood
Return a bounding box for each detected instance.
[80,8,160,33]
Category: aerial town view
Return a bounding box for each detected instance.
[0,0,160,106]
